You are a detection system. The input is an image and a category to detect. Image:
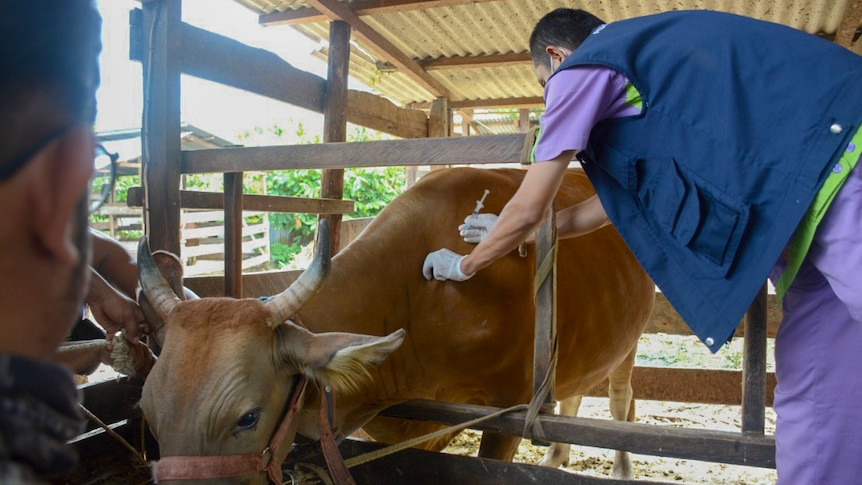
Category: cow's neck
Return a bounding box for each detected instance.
[296,229,421,433]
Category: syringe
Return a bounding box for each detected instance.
[463,189,490,231]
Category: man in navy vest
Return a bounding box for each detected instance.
[424,8,862,484]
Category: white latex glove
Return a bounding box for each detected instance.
[458,213,498,244]
[422,249,472,281]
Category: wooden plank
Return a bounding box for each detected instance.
[185,269,304,298]
[296,436,679,485]
[647,292,781,338]
[127,186,356,215]
[96,203,142,216]
[346,90,427,139]
[181,237,268,259]
[379,400,775,468]
[141,0,182,255]
[180,20,326,114]
[586,366,777,407]
[182,222,267,240]
[133,18,422,138]
[182,134,526,173]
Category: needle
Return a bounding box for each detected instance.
[463,189,490,231]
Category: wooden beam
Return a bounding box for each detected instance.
[329,437,680,485]
[380,400,776,468]
[224,172,243,298]
[533,206,558,414]
[181,134,526,173]
[647,292,781,338]
[306,0,451,98]
[131,19,425,138]
[320,20,351,254]
[427,98,449,137]
[260,0,497,26]
[374,52,532,71]
[347,90,427,139]
[179,20,326,114]
[421,52,531,70]
[140,0,182,255]
[409,96,545,110]
[127,186,355,214]
[586,366,777,408]
[742,284,768,432]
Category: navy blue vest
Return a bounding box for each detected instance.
[553,11,862,351]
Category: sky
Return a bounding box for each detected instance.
[94,0,333,144]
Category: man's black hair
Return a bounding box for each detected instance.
[529,9,605,69]
[0,0,102,168]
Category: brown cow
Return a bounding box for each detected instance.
[138,167,655,484]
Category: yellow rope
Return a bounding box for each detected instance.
[79,403,147,464]
[342,403,529,470]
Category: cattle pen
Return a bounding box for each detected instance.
[59,1,861,484]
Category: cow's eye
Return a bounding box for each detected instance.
[236,408,261,431]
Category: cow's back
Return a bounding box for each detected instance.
[298,167,653,429]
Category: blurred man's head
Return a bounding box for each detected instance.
[0,0,101,169]
[0,0,102,358]
[529,9,605,86]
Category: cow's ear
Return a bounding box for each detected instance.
[274,322,405,393]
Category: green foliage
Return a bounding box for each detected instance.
[114,175,139,202]
[257,122,404,267]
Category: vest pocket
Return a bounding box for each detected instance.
[637,158,749,276]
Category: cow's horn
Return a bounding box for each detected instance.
[137,236,181,321]
[266,219,331,326]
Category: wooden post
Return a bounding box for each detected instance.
[319,20,350,254]
[141,0,183,256]
[224,172,243,298]
[519,108,530,133]
[428,97,450,138]
[742,282,768,433]
[532,204,557,444]
[461,109,472,136]
[428,98,450,171]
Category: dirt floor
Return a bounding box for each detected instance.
[442,397,777,484]
[440,331,779,484]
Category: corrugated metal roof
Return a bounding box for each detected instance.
[233,0,861,108]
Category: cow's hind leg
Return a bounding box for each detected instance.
[608,346,637,479]
[538,395,582,468]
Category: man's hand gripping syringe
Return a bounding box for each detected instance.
[458,189,496,242]
[422,189,508,282]
[458,189,527,256]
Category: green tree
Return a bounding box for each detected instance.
[253,122,405,267]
